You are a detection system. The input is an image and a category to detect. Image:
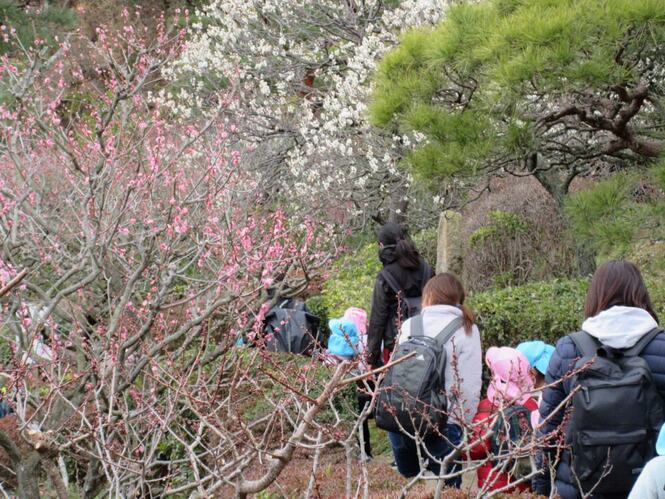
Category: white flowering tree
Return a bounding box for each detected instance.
[161,0,454,228]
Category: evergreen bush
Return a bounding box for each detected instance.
[469,277,665,348]
[316,242,381,320]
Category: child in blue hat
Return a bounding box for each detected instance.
[515,340,555,428]
[516,341,555,390]
[628,425,665,498]
[327,318,360,360]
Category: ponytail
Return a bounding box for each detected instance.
[395,238,420,270]
[459,304,475,336]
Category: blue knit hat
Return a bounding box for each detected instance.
[327,318,359,358]
[516,341,555,376]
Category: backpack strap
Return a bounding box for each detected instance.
[623,327,663,357]
[410,314,425,337]
[432,316,464,348]
[570,331,601,358]
[380,268,404,298]
[408,315,462,345]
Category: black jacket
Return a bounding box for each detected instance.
[367,247,433,369]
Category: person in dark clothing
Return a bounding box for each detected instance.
[534,261,665,499]
[366,222,434,369]
[0,402,10,419]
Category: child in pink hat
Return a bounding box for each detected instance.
[343,307,368,369]
[342,307,373,461]
[485,346,534,406]
[468,347,537,494]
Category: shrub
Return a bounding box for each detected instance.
[469,278,589,348]
[0,1,76,54]
[318,242,381,320]
[412,227,438,270]
[304,294,330,342]
[239,351,357,425]
[566,163,665,261]
[459,177,578,291]
[469,277,665,349]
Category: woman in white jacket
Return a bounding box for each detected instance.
[389,273,482,484]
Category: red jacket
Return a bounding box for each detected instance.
[468,397,538,494]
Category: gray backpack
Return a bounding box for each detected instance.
[566,328,665,495]
[375,315,462,436]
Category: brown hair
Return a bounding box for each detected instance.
[422,273,475,335]
[585,260,658,321]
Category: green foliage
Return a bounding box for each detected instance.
[371,0,665,220]
[412,228,438,269]
[470,275,665,348]
[469,210,528,248]
[374,0,665,125]
[0,1,76,54]
[469,278,589,348]
[239,351,357,425]
[566,163,665,260]
[0,335,11,366]
[304,294,330,341]
[320,242,381,319]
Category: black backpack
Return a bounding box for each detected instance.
[565,328,665,495]
[263,300,321,355]
[380,263,429,325]
[375,315,462,436]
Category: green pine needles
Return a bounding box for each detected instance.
[371,0,665,266]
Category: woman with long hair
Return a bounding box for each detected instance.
[534,261,665,499]
[388,273,482,483]
[366,222,434,369]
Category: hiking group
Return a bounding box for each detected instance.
[324,222,665,499]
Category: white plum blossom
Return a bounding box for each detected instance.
[160,0,453,226]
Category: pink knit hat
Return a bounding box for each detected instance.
[343,307,367,336]
[486,346,534,406]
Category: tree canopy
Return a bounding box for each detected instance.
[161,0,452,227]
[371,0,665,209]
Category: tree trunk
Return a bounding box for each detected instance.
[388,188,408,225]
[83,459,106,499]
[528,153,596,276]
[574,244,596,277]
[17,452,42,499]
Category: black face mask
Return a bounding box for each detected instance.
[378,244,397,266]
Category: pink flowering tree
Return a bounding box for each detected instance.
[0,11,355,497]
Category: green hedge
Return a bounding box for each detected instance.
[313,242,381,320]
[468,279,589,348]
[469,277,665,349]
[311,235,665,350]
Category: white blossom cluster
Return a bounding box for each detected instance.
[160,0,451,223]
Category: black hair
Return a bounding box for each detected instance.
[378,222,420,269]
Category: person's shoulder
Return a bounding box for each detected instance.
[554,334,578,359]
[644,329,665,354]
